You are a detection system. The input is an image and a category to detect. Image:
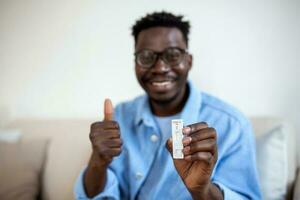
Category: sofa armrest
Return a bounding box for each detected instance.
[294,169,300,200]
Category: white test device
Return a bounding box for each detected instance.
[171,119,184,159]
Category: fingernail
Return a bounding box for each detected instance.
[182,137,191,145]
[182,127,191,135]
[183,146,190,153]
[184,155,192,161]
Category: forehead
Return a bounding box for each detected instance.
[135,27,187,51]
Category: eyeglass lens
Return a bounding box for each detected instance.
[136,48,185,68]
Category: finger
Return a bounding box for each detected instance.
[184,152,214,164]
[182,136,192,146]
[91,121,119,130]
[183,138,216,156]
[104,98,114,121]
[189,127,217,143]
[183,122,208,135]
[102,148,122,157]
[101,130,120,139]
[90,129,120,142]
[165,138,173,154]
[102,138,123,148]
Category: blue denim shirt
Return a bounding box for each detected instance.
[74,81,262,200]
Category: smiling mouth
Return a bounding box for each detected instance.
[150,80,173,87]
[147,80,176,92]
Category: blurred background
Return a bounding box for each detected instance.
[0,1,299,139]
[1,1,300,199]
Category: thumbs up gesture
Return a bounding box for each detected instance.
[89,99,122,165]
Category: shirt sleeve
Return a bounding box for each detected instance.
[213,181,250,200]
[212,119,262,200]
[74,167,120,200]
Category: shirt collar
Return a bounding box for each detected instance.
[180,80,202,126]
[134,95,155,127]
[134,80,202,127]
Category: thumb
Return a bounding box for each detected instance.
[165,138,173,154]
[104,98,114,121]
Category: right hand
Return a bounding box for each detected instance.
[89,98,122,166]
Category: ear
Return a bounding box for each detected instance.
[186,53,193,71]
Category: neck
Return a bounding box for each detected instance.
[150,84,189,117]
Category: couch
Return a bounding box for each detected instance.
[0,117,299,200]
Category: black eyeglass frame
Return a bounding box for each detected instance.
[134,47,189,69]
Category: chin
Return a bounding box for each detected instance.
[148,92,177,104]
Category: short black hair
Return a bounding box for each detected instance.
[131,11,190,46]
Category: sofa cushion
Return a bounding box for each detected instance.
[0,138,48,200]
[41,121,91,200]
[3,119,93,200]
[256,125,288,199]
[0,129,22,143]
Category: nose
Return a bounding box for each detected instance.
[151,57,170,73]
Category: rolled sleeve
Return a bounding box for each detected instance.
[74,167,120,200]
[213,181,248,200]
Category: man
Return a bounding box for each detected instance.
[75,11,261,199]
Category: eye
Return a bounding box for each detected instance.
[137,50,156,65]
[164,48,182,63]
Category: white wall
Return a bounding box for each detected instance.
[1,0,299,134]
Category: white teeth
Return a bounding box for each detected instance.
[151,81,172,86]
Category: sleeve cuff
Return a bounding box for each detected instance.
[213,181,246,200]
[74,167,120,200]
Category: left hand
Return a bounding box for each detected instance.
[166,122,218,195]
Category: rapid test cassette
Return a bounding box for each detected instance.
[172,119,184,159]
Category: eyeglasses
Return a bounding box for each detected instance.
[134,47,188,69]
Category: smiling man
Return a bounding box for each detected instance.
[74,12,261,200]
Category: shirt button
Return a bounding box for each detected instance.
[150,134,158,142]
[135,172,143,180]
